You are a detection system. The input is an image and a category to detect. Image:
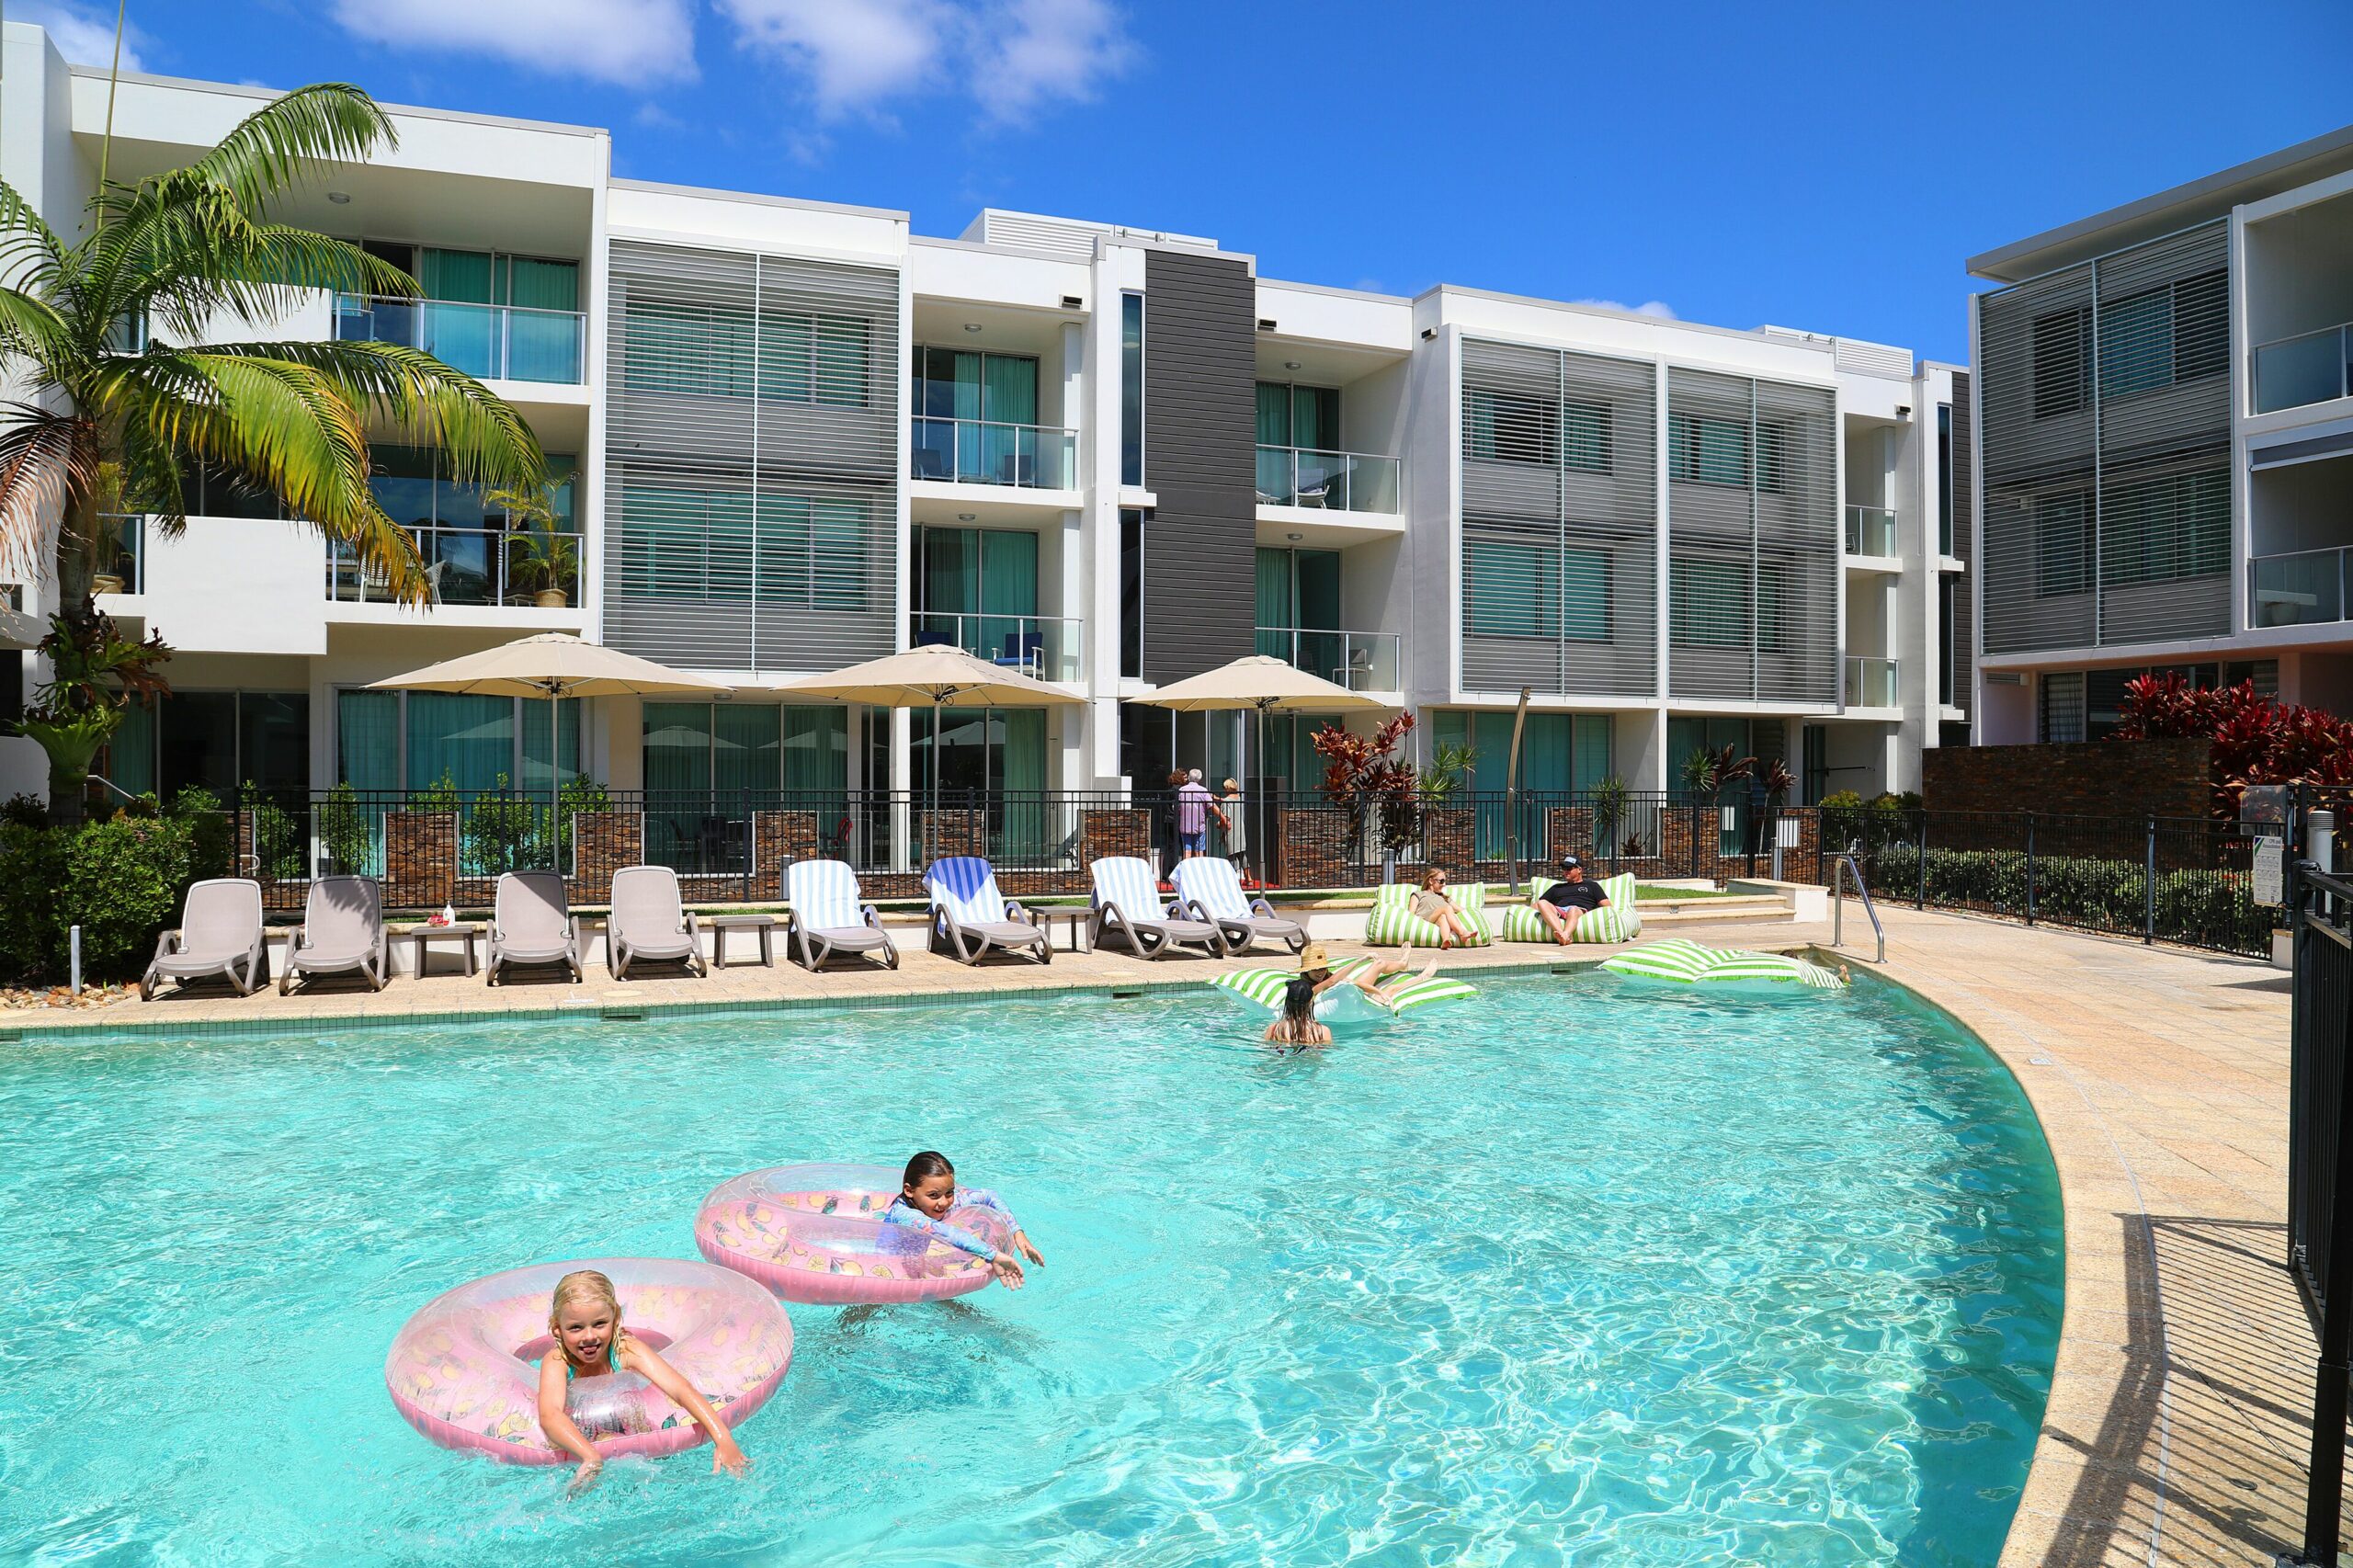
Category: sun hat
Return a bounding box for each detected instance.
[1295,941,1332,972]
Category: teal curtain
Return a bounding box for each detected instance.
[979,528,1038,667]
[1293,386,1339,450]
[504,258,581,381]
[1001,710,1045,793]
[919,527,977,650]
[1297,550,1341,628]
[505,257,577,311]
[643,703,712,792]
[1256,548,1291,656]
[1563,547,1609,642]
[519,698,580,794]
[108,703,157,796]
[980,356,1038,483]
[1256,383,1291,446]
[814,313,870,409]
[406,693,512,796]
[1571,715,1612,790]
[420,247,493,302]
[782,707,847,791]
[714,704,780,797]
[420,247,495,380]
[337,691,400,790]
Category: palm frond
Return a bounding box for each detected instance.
[0,177,70,296]
[0,284,77,383]
[113,204,421,340]
[0,406,96,580]
[85,349,430,602]
[168,85,398,217]
[200,339,546,491]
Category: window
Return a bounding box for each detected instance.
[108,689,312,798]
[2032,306,2089,418]
[621,302,867,406]
[2099,467,2229,587]
[1562,547,1611,642]
[2097,289,2173,398]
[1120,506,1144,678]
[1562,400,1611,473]
[1463,538,1556,637]
[1756,422,1788,494]
[614,483,876,613]
[1756,561,1792,653]
[1668,414,1749,486]
[1670,558,1749,646]
[1938,577,1958,707]
[1120,293,1143,486]
[1937,404,1953,555]
[2171,270,2227,382]
[1465,389,1558,466]
[1256,381,1340,449]
[2034,493,2092,597]
[2040,671,2087,743]
[333,688,577,795]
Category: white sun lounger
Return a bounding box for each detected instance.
[1172,857,1304,956]
[141,878,267,999]
[486,870,583,985]
[784,859,898,971]
[608,865,708,980]
[924,856,1049,965]
[1088,856,1228,960]
[278,875,389,994]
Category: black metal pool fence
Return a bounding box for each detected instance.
[2292,863,2353,1565]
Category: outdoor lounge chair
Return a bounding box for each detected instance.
[141,878,267,1000]
[607,865,708,980]
[924,856,1050,966]
[1088,856,1229,960]
[1172,857,1305,956]
[784,859,898,971]
[486,870,584,985]
[278,875,389,994]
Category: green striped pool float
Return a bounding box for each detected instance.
[1599,938,1847,991]
[1211,957,1479,1025]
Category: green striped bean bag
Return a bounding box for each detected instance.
[1496,872,1641,944]
[1211,957,1477,1025]
[1364,881,1491,947]
[1600,938,1847,990]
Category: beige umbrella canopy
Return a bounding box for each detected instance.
[1131,655,1392,879]
[779,645,1082,855]
[368,632,729,701]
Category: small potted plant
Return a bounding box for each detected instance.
[490,483,575,608]
[89,461,131,595]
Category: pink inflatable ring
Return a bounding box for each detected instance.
[696,1163,1014,1305]
[383,1256,792,1464]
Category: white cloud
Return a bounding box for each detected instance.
[717,0,1133,124]
[1573,298,1677,321]
[329,0,699,87]
[14,0,145,71]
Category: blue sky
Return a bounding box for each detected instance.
[25,0,2353,364]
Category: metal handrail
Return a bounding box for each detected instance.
[1844,504,1898,556]
[332,293,586,384]
[1254,444,1402,514]
[1830,842,1884,963]
[907,416,1077,489]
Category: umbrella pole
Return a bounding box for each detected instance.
[1254,702,1268,888]
[929,699,942,866]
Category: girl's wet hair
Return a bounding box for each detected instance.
[902,1150,956,1187]
[1282,976,1318,1025]
[548,1269,623,1367]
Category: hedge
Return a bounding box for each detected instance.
[0,790,233,984]
[1868,844,2272,956]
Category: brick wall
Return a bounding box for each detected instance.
[384,812,457,908]
[1923,737,2211,820]
[1422,809,1473,876]
[571,811,643,903]
[752,810,820,899]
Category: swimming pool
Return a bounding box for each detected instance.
[1,970,2061,1565]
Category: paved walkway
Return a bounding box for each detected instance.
[20,905,2313,1564]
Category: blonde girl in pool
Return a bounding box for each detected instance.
[536,1268,750,1489]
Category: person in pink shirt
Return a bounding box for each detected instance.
[1174,767,1223,858]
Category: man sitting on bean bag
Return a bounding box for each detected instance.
[1529,856,1608,946]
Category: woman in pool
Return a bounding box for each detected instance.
[882,1151,1043,1289]
[535,1267,749,1488]
[1295,942,1440,1010]
[1264,974,1335,1050]
[1409,868,1477,949]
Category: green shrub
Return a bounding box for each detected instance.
[1870,842,2265,953]
[319,782,377,875]
[0,790,233,984]
[248,797,305,881]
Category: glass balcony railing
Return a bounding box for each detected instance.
[1845,504,1898,557]
[1846,655,1899,708]
[2250,547,2349,628]
[2253,323,2353,415]
[908,418,1077,489]
[94,514,144,595]
[334,293,586,384]
[328,526,583,608]
[1255,627,1401,690]
[1256,446,1401,514]
[911,611,1085,682]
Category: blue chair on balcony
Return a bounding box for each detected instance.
[996,631,1044,672]
[913,628,954,649]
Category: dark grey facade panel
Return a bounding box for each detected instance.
[1950,369,1974,712]
[1977,221,2230,655]
[602,238,898,672]
[1460,338,1657,698]
[1141,249,1257,683]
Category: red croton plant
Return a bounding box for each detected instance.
[1311,712,1422,852]
[2113,670,2353,815]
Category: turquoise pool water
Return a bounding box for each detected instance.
[1,971,2061,1565]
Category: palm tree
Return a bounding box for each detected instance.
[0,82,545,819]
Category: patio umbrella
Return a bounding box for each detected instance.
[369,633,729,821]
[1130,654,1390,881]
[777,645,1080,859]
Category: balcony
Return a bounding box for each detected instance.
[911,611,1085,683]
[327,526,583,609]
[94,514,146,595]
[2253,322,2353,415]
[909,417,1077,490]
[1845,505,1898,557]
[1846,655,1899,709]
[334,293,586,385]
[2250,547,2351,628]
[1256,447,1400,514]
[1255,627,1400,691]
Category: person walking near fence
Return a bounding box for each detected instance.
[1175,768,1222,861]
[1221,777,1248,879]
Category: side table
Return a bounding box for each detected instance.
[405,922,483,978]
[710,913,778,969]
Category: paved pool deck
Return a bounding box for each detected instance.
[17,905,2309,1565]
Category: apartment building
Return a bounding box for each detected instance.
[1968,122,2353,743]
[0,23,1965,831]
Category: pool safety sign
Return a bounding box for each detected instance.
[2253,836,2285,907]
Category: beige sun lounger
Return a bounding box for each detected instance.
[784,858,898,971]
[278,875,389,993]
[141,878,268,999]
[486,870,583,985]
[607,865,707,980]
[1088,856,1229,960]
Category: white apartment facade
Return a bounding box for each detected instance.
[1968,122,2353,744]
[0,26,1966,831]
